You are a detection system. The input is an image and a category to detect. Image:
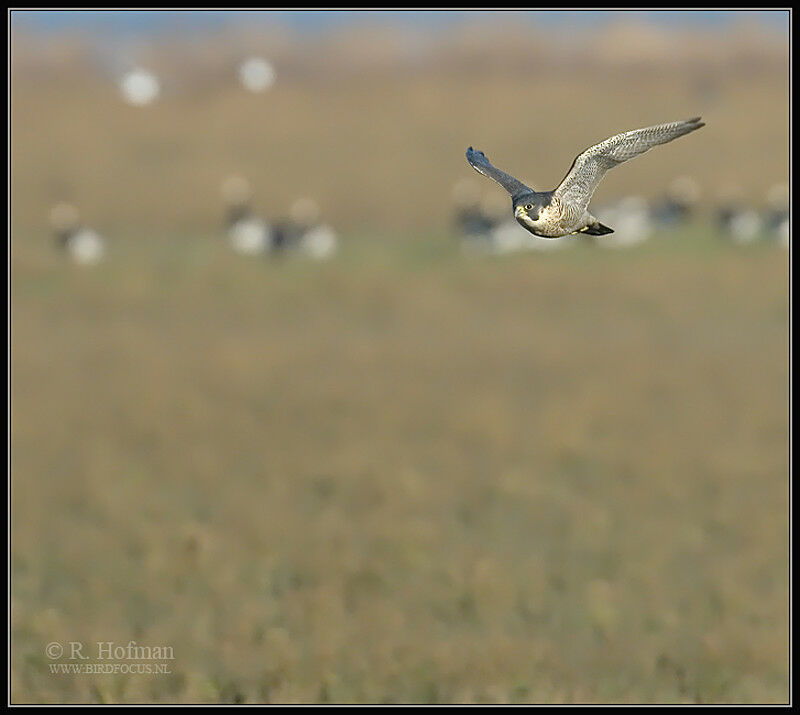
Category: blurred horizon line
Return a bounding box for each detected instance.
[11,9,791,39]
[11,8,788,80]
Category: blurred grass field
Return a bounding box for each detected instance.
[11,228,789,703]
[10,16,790,704]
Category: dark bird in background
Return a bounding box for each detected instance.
[764,183,789,247]
[288,198,338,260]
[49,202,106,265]
[220,175,272,256]
[651,175,702,228]
[270,198,338,260]
[451,178,498,242]
[466,117,705,239]
[714,185,762,245]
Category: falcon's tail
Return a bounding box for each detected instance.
[580,222,614,236]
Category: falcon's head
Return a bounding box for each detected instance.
[513,195,544,225]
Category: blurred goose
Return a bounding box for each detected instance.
[452,179,496,245]
[594,196,653,249]
[238,57,277,93]
[118,66,161,107]
[715,186,763,245]
[286,198,338,260]
[764,183,789,249]
[651,176,701,228]
[49,203,106,265]
[481,193,529,254]
[220,176,272,256]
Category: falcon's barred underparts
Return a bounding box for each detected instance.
[466,117,705,238]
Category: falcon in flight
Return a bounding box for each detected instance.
[466,117,704,238]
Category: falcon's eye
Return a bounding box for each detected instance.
[525,204,533,210]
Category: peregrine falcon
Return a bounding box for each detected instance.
[466,117,704,238]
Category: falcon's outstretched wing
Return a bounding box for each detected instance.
[554,118,704,212]
[466,147,532,198]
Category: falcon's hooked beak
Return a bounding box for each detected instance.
[515,205,527,219]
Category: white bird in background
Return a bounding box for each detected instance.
[288,198,338,260]
[238,57,277,93]
[49,202,106,266]
[220,175,272,256]
[715,186,763,245]
[118,66,161,106]
[594,196,653,249]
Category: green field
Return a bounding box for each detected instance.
[11,227,788,703]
